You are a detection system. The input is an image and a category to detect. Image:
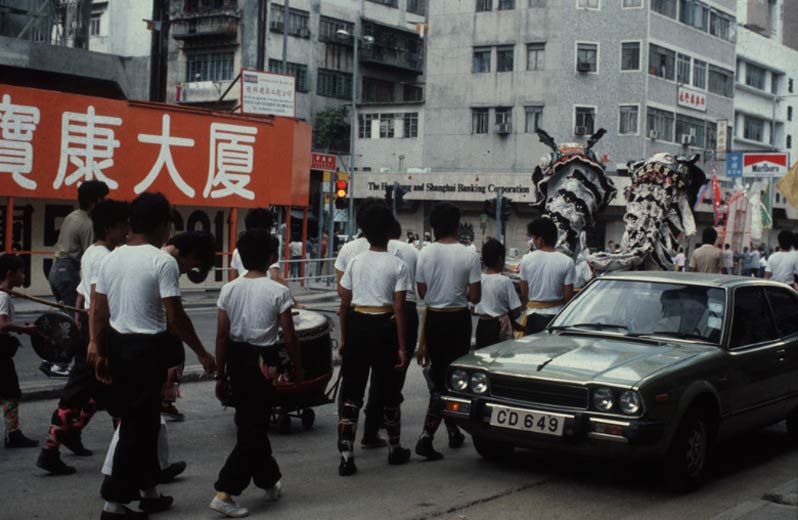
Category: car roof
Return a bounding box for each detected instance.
[599,270,785,290]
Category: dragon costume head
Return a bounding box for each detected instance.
[589,152,707,272]
[531,128,617,258]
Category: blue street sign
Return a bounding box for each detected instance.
[726,152,743,177]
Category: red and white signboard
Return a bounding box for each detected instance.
[678,86,707,112]
[742,153,789,178]
[240,68,296,118]
[311,152,336,171]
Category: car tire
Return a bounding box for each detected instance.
[786,406,798,443]
[473,435,514,460]
[663,407,711,492]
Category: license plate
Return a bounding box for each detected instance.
[489,405,566,436]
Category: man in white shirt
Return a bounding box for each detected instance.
[749,247,761,277]
[722,244,734,274]
[230,208,283,281]
[765,231,797,284]
[519,218,576,334]
[415,203,481,461]
[91,193,216,519]
[474,239,522,349]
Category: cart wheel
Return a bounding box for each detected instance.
[278,414,292,434]
[301,408,315,430]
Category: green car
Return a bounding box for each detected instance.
[442,272,798,490]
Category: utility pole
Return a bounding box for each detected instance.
[282,0,289,73]
[348,21,360,238]
[149,0,170,102]
[327,172,336,286]
[495,190,502,243]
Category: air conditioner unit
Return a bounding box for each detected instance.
[681,134,695,145]
[575,125,589,135]
[648,130,658,140]
[577,61,592,73]
[270,20,284,31]
[497,123,512,134]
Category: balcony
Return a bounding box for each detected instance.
[360,20,423,74]
[171,7,241,40]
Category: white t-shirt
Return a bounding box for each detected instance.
[230,248,278,278]
[77,244,110,309]
[0,291,14,323]
[467,243,477,253]
[766,251,798,284]
[675,252,686,268]
[95,244,181,334]
[217,276,292,346]
[341,250,411,308]
[749,250,761,268]
[722,249,734,270]
[574,260,593,289]
[334,237,369,273]
[388,239,418,303]
[416,242,481,308]
[474,273,521,318]
[519,250,575,315]
[289,241,303,257]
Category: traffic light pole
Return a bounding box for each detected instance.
[495,189,502,244]
[327,173,336,286]
[392,181,399,217]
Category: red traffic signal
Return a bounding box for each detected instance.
[335,178,348,199]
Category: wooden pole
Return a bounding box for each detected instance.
[4,197,13,253]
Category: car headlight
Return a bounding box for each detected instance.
[469,372,489,394]
[592,387,614,411]
[449,370,468,392]
[619,390,642,415]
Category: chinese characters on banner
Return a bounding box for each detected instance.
[311,152,336,171]
[240,69,296,118]
[0,85,311,207]
[677,86,707,112]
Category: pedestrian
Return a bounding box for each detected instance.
[230,208,285,284]
[689,228,725,274]
[749,246,761,277]
[318,232,329,280]
[518,218,575,335]
[91,192,216,519]
[606,240,615,253]
[210,228,301,517]
[337,204,411,476]
[474,239,522,349]
[36,200,130,475]
[45,180,109,378]
[722,244,734,275]
[741,247,752,276]
[1,254,48,449]
[765,231,797,284]
[466,238,477,253]
[674,248,686,272]
[288,237,303,280]
[415,202,481,461]
[757,246,767,278]
[406,231,415,244]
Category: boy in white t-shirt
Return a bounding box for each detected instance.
[337,205,411,476]
[765,231,797,285]
[474,239,522,349]
[210,229,301,518]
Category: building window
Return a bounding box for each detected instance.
[495,107,512,126]
[708,64,733,97]
[407,0,426,15]
[186,52,235,82]
[651,0,676,18]
[473,48,491,73]
[706,120,717,150]
[789,106,793,122]
[693,59,707,89]
[790,78,794,93]
[676,114,705,146]
[497,46,514,72]
[709,10,735,42]
[526,43,545,71]
[403,85,424,102]
[623,0,642,7]
[771,74,780,95]
[649,44,675,80]
[271,4,311,37]
[403,113,419,138]
[379,114,396,138]
[498,0,515,9]
[525,105,543,133]
[90,15,101,36]
[319,16,354,42]
[476,0,493,11]
[788,135,793,149]
[317,68,352,98]
[679,0,709,31]
[363,77,395,102]
[367,0,398,6]
[268,60,309,92]
[621,42,640,71]
[619,105,639,135]
[647,107,674,141]
[577,0,599,9]
[472,108,490,134]
[743,115,765,142]
[677,54,691,84]
[529,0,546,6]
[574,107,595,134]
[358,113,378,138]
[576,43,598,73]
[745,63,766,91]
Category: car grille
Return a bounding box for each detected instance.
[489,374,589,409]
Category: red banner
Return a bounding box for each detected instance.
[0,84,311,207]
[311,152,336,171]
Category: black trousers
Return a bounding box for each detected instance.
[426,309,472,394]
[215,342,281,495]
[101,331,169,504]
[524,313,554,335]
[60,314,111,410]
[475,318,502,350]
[363,302,418,438]
[0,335,21,400]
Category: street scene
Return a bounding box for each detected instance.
[2,0,798,519]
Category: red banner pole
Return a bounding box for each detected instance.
[284,207,292,279]
[4,197,13,253]
[228,207,237,282]
[300,206,308,287]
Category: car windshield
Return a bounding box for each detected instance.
[550,280,725,344]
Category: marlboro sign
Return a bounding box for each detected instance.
[742,153,789,178]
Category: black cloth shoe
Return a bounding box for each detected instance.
[5,429,39,448]
[338,457,357,477]
[448,430,466,449]
[39,361,52,378]
[388,447,411,466]
[61,431,93,456]
[138,495,173,514]
[360,435,388,449]
[100,506,148,520]
[158,461,187,484]
[36,449,76,475]
[415,436,444,461]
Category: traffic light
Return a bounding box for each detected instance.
[335,174,349,209]
[483,198,497,216]
[395,186,406,208]
[385,185,394,204]
[500,196,512,221]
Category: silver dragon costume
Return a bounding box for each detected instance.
[589,152,707,272]
[532,128,617,258]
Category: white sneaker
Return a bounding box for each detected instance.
[266,480,282,502]
[209,496,249,518]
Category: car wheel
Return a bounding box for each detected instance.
[663,407,711,492]
[473,435,513,460]
[786,406,798,443]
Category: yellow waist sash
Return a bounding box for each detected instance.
[516,300,564,337]
[353,305,393,314]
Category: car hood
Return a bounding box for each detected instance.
[459,332,717,387]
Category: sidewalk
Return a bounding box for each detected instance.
[709,479,797,520]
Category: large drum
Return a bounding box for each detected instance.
[31,311,81,364]
[276,309,333,381]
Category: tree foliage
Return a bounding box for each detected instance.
[314,105,350,153]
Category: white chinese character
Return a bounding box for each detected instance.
[203,123,258,200]
[0,94,40,190]
[54,106,122,190]
[135,114,196,197]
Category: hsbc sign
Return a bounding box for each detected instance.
[742,152,789,178]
